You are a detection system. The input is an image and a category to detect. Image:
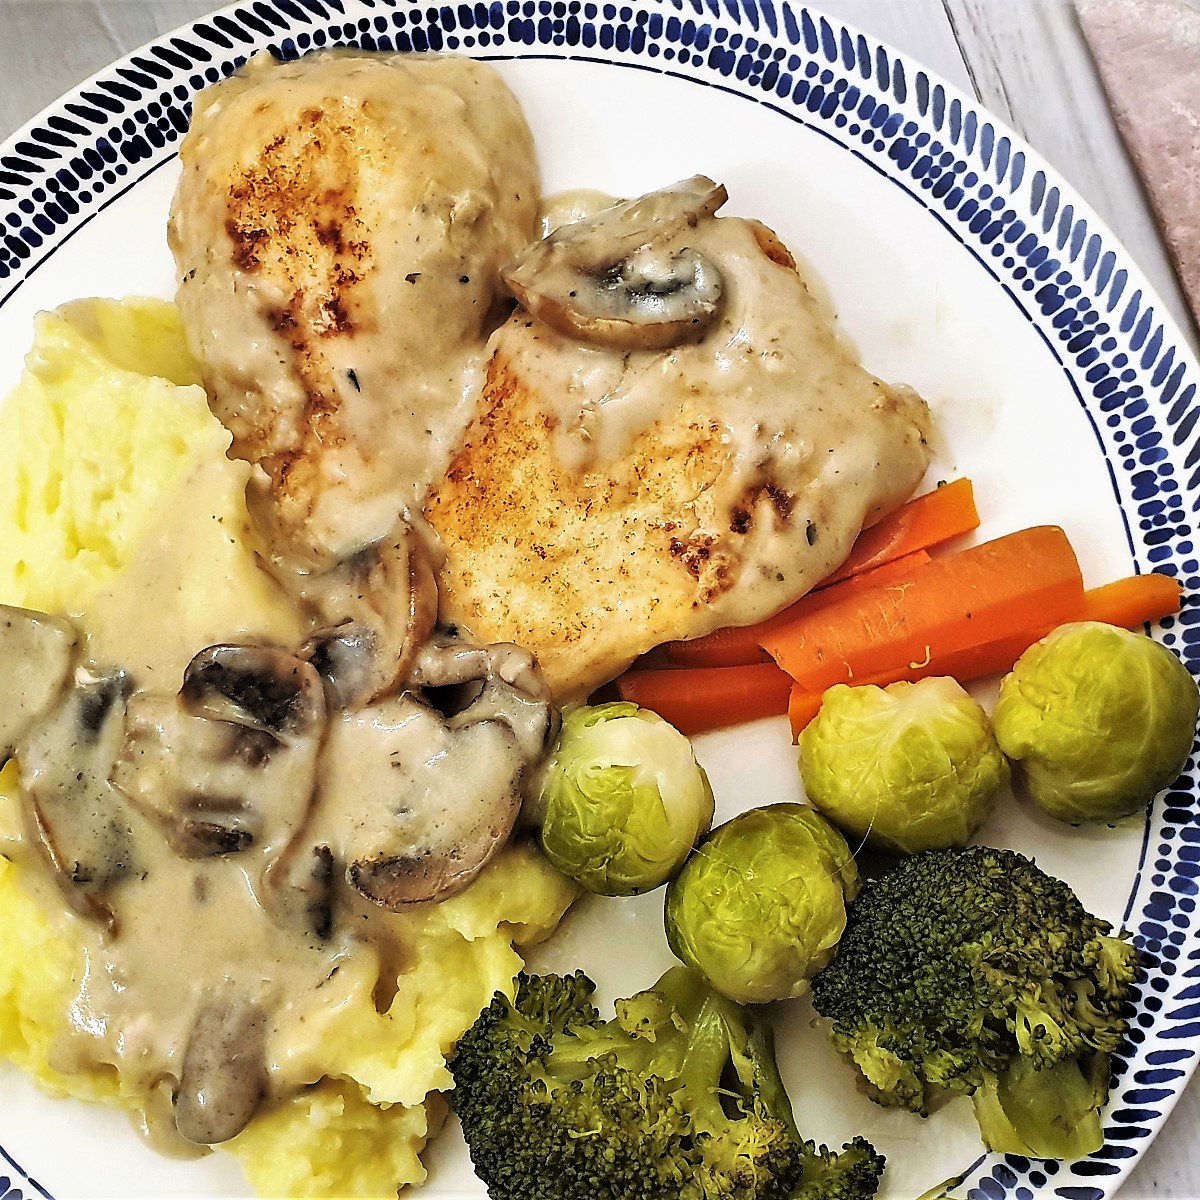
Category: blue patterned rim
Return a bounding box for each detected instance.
[3,2,1200,1197]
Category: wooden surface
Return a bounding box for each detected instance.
[0,1,1198,1196]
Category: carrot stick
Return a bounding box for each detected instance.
[788,685,825,734]
[653,550,933,669]
[615,661,794,736]
[763,526,1085,695]
[1081,572,1183,629]
[819,477,979,587]
[902,574,1185,687]
[786,569,1184,739]
[628,563,1183,741]
[785,625,1061,740]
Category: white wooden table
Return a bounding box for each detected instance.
[0,1,1197,1197]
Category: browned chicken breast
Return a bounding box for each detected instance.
[168,50,540,566]
[425,180,933,701]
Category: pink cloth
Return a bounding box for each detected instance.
[1076,0,1200,332]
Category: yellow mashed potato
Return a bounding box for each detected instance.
[0,298,578,1197]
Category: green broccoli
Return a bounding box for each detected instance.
[448,965,884,1199]
[809,844,1139,1158]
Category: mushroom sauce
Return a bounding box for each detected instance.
[0,49,930,1172]
[0,514,556,1154]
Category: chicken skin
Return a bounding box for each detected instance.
[169,50,540,567]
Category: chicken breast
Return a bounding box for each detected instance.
[425,191,932,701]
[168,50,540,566]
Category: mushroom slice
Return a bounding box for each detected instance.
[174,989,269,1145]
[501,175,729,350]
[18,668,136,928]
[299,622,380,711]
[0,604,79,762]
[276,519,438,708]
[181,644,325,737]
[410,635,548,695]
[117,649,326,865]
[295,843,337,941]
[172,796,260,859]
[314,644,556,908]
[328,699,526,908]
[411,636,557,759]
[261,837,341,943]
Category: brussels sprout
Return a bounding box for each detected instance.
[798,677,1009,856]
[664,803,858,1004]
[993,621,1199,823]
[535,701,714,896]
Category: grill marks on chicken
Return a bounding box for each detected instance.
[428,355,748,677]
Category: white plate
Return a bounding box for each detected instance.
[1,3,1199,1198]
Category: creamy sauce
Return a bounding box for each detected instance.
[538,189,622,236]
[1,52,555,1157]
[0,488,351,1153]
[80,455,307,689]
[2,555,553,1155]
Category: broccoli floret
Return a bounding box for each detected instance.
[449,965,884,1199]
[809,845,1139,1158]
[790,1136,888,1200]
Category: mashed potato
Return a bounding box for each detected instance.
[0,298,211,613]
[0,299,578,1196]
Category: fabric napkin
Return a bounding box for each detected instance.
[1075,0,1200,332]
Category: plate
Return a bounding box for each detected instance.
[1,2,1199,1198]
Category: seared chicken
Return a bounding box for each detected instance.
[168,50,540,567]
[425,183,932,701]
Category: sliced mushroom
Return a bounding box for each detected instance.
[172,796,260,858]
[261,836,341,943]
[410,634,548,695]
[181,643,325,737]
[411,635,556,759]
[269,518,438,708]
[297,843,337,941]
[0,604,79,762]
[332,702,526,908]
[18,667,136,929]
[174,990,269,1145]
[501,175,729,350]
[299,622,380,710]
[312,643,556,908]
[116,646,326,865]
